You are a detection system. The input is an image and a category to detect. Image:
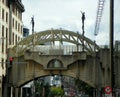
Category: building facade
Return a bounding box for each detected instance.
[0,0,24,96]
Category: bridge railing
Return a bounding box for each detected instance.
[26,45,84,55]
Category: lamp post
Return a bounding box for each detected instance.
[110,0,114,96]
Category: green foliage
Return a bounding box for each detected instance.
[33,80,64,97]
[49,86,64,97]
[75,78,93,97]
[34,81,51,97]
[45,83,51,96]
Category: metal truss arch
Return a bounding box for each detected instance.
[14,29,100,54]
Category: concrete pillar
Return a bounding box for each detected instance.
[11,87,19,97]
[11,87,13,97]
[15,88,19,97]
[18,88,22,97]
[14,87,22,97]
[11,87,15,97]
[20,88,22,97]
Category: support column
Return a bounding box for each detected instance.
[18,87,22,97]
[20,88,23,97]
[11,87,13,97]
[14,87,22,97]
[11,87,15,97]
[15,87,19,97]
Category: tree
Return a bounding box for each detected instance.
[49,86,64,97]
[75,78,93,97]
[34,80,51,97]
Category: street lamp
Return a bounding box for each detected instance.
[110,0,115,96]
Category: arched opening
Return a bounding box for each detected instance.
[47,59,63,68]
[20,75,94,97]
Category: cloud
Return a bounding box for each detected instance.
[22,0,120,45]
[95,31,109,45]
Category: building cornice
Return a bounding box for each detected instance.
[11,0,25,12]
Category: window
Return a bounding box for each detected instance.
[12,18,14,28]
[18,11,22,20]
[2,25,4,37]
[18,37,20,42]
[2,0,4,4]
[15,21,17,30]
[16,8,18,17]
[18,23,20,32]
[6,12,8,23]
[2,9,4,20]
[47,59,63,68]
[1,58,4,69]
[6,28,8,53]
[2,25,4,53]
[6,0,9,7]
[15,35,17,45]
[12,5,15,14]
[13,33,14,45]
[21,25,23,33]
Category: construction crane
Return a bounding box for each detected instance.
[94,0,105,36]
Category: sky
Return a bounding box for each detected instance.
[22,0,120,46]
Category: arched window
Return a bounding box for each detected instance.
[47,59,63,68]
